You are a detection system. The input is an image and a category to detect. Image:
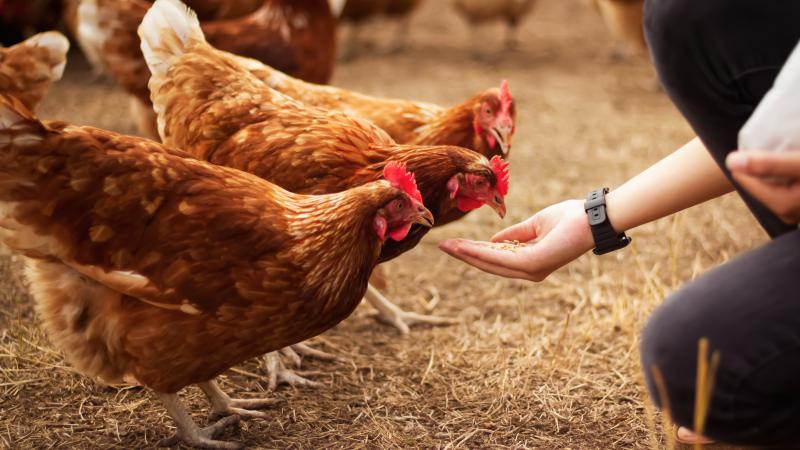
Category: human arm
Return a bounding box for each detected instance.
[439,137,734,281]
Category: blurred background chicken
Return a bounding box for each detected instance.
[183,0,261,20]
[138,0,509,387]
[452,0,536,59]
[0,0,63,45]
[0,31,69,112]
[592,0,646,59]
[0,92,432,449]
[74,0,338,138]
[339,0,423,60]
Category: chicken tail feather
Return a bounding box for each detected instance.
[138,0,204,79]
[0,94,45,140]
[22,31,70,81]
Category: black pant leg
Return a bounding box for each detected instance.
[644,0,800,237]
[641,230,800,447]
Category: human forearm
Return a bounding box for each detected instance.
[439,137,735,282]
[605,137,734,233]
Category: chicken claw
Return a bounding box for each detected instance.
[263,351,323,390]
[364,284,460,335]
[157,392,243,450]
[291,342,340,361]
[199,380,278,420]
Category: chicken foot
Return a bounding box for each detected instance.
[199,380,278,420]
[364,283,459,335]
[156,391,243,450]
[263,347,326,390]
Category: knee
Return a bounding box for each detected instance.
[640,287,708,425]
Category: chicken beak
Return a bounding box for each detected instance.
[490,195,507,219]
[414,204,435,228]
[491,127,512,156]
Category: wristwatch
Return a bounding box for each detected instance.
[584,188,631,255]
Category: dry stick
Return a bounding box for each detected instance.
[693,337,721,450]
[547,312,571,375]
[650,365,675,450]
[641,375,662,450]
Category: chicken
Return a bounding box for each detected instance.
[183,0,262,20]
[0,93,433,449]
[249,60,516,159]
[0,0,63,45]
[339,0,423,59]
[452,0,536,56]
[593,0,646,59]
[75,0,338,138]
[0,31,69,112]
[139,0,509,385]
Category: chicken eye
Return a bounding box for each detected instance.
[484,107,492,115]
[395,200,404,210]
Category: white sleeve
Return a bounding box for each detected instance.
[739,39,800,152]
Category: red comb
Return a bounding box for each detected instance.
[383,162,422,203]
[499,80,513,116]
[490,155,509,196]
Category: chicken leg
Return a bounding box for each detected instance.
[364,283,459,335]
[199,380,278,419]
[504,20,521,51]
[388,16,412,54]
[261,343,339,390]
[339,23,363,61]
[156,391,243,449]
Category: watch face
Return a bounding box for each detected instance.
[588,206,606,226]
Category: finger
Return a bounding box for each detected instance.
[439,243,535,280]
[732,172,800,222]
[490,217,538,243]
[733,172,798,198]
[727,151,800,178]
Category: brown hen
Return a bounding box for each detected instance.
[248,60,517,159]
[339,0,423,58]
[139,0,509,384]
[0,93,432,449]
[593,0,647,59]
[75,0,337,138]
[0,31,69,111]
[452,0,536,56]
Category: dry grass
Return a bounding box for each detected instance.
[0,0,766,448]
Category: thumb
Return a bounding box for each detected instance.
[490,216,538,243]
[727,151,800,178]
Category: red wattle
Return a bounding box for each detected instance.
[456,197,484,212]
[388,222,413,241]
[487,133,497,149]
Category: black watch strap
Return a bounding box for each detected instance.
[584,188,631,255]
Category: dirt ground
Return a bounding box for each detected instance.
[0,0,767,449]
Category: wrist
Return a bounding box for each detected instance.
[603,188,628,234]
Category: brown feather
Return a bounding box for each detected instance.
[0,32,68,111]
[77,0,335,136]
[0,94,406,392]
[145,37,500,263]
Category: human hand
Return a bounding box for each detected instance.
[438,199,595,281]
[727,150,800,224]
